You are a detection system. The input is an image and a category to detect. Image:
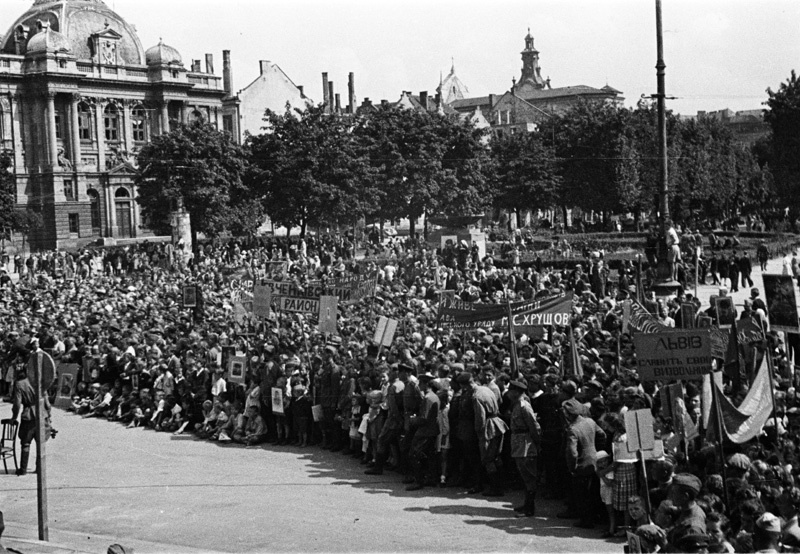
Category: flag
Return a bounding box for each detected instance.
[568,326,583,378]
[708,355,774,444]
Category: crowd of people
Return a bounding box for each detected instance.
[3,231,800,553]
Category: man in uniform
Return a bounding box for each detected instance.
[469,372,508,497]
[364,366,404,475]
[406,373,440,491]
[11,367,51,476]
[508,379,541,517]
[562,397,605,528]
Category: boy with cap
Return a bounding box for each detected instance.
[507,379,541,517]
[666,473,706,549]
[562,396,606,528]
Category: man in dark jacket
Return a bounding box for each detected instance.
[317,346,341,450]
[406,373,440,491]
[12,366,51,476]
[562,397,606,528]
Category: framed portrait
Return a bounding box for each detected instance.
[763,274,800,332]
[680,303,696,330]
[271,387,284,415]
[182,285,198,308]
[697,315,713,329]
[715,297,736,328]
[55,363,80,409]
[228,355,246,385]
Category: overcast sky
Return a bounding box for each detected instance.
[3,0,799,115]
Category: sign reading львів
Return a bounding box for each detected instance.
[634,330,712,382]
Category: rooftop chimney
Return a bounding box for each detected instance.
[335,93,341,114]
[259,60,270,75]
[488,94,495,108]
[419,91,428,110]
[322,72,329,113]
[205,53,214,74]
[328,81,335,113]
[381,99,388,106]
[191,59,201,72]
[297,85,304,96]
[348,72,355,114]
[223,50,233,96]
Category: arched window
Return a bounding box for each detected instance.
[87,188,101,230]
[78,102,92,141]
[132,105,146,142]
[115,187,130,198]
[104,104,119,142]
[190,109,204,123]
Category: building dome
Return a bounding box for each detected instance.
[145,39,183,66]
[1,0,145,64]
[25,22,72,55]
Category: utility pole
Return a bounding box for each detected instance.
[656,0,669,234]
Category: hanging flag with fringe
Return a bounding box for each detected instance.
[708,355,773,444]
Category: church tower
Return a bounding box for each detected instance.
[519,28,547,90]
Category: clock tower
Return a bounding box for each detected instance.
[519,28,547,91]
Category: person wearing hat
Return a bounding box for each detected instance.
[666,473,706,549]
[468,372,508,497]
[11,366,52,476]
[406,373,440,491]
[753,512,781,553]
[507,379,541,517]
[560,397,606,528]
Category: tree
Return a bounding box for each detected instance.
[357,105,491,237]
[135,121,256,244]
[490,131,560,227]
[0,152,43,242]
[764,70,800,210]
[248,105,375,237]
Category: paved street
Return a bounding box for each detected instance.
[0,403,619,553]
[693,255,784,313]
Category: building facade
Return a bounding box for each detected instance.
[447,30,624,135]
[0,0,227,250]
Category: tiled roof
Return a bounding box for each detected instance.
[449,96,491,109]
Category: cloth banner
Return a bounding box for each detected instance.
[708,355,774,444]
[627,300,670,334]
[438,292,573,332]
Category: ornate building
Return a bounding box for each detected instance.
[447,29,624,135]
[0,0,228,250]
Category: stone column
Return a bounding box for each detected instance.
[131,198,140,238]
[181,102,190,124]
[69,93,81,171]
[122,101,133,154]
[106,183,117,237]
[46,91,59,170]
[94,100,106,171]
[160,101,169,134]
[9,94,25,172]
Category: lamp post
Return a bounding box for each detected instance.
[656,0,669,234]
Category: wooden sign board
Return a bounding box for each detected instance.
[625,408,655,453]
[182,285,198,308]
[252,285,272,318]
[318,295,338,334]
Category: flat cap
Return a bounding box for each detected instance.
[509,380,528,392]
[671,473,702,495]
[726,453,751,471]
[456,372,473,385]
[562,398,583,416]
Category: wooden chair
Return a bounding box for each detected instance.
[1,418,18,474]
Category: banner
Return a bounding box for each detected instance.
[709,356,773,443]
[252,285,272,318]
[633,330,712,382]
[439,292,573,332]
[262,277,376,305]
[627,300,670,334]
[763,274,800,332]
[280,296,320,314]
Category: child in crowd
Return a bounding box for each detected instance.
[596,450,615,538]
[274,375,291,445]
[437,389,450,486]
[292,385,311,447]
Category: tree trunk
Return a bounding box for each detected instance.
[299,219,306,239]
[423,210,428,241]
[409,216,416,240]
[561,205,569,232]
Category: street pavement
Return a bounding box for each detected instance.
[693,256,784,314]
[0,402,619,553]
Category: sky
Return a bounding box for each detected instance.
[2,0,799,115]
